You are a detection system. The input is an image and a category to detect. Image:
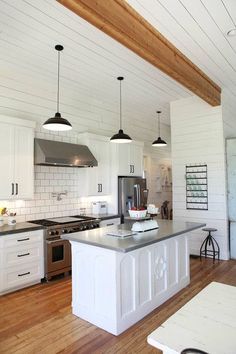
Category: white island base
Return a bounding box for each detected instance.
[70,233,190,336]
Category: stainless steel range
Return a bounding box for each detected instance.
[30,216,100,280]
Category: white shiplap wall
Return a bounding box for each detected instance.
[170,96,229,260]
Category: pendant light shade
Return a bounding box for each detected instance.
[43,45,72,131]
[152,111,167,147]
[110,77,132,143]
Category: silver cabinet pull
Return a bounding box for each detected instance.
[17,253,30,257]
[16,183,18,195]
[12,183,14,195]
[17,238,30,242]
[100,184,102,193]
[106,223,114,226]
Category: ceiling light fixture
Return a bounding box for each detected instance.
[227,28,236,36]
[43,45,72,131]
[152,110,167,147]
[110,76,132,143]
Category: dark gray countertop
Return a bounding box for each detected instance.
[62,219,206,253]
[84,214,120,221]
[0,222,45,236]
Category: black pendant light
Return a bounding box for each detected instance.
[110,77,132,143]
[43,45,72,131]
[152,110,167,147]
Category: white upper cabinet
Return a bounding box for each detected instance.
[78,133,110,196]
[0,116,35,200]
[117,141,144,176]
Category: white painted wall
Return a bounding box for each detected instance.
[222,89,236,139]
[170,96,229,260]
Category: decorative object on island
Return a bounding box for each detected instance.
[128,207,147,219]
[186,164,208,210]
[110,77,132,143]
[200,227,220,262]
[152,111,167,147]
[43,45,72,131]
[147,204,159,215]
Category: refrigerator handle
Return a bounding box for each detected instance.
[134,184,141,208]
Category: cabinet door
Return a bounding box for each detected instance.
[14,127,34,199]
[97,140,110,195]
[130,144,143,177]
[87,139,110,196]
[0,123,15,199]
[118,144,131,176]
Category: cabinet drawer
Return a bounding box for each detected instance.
[1,243,42,268]
[0,261,43,293]
[0,230,43,249]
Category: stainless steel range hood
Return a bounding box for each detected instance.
[34,138,98,167]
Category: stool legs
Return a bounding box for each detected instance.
[200,231,220,262]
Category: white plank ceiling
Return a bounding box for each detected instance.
[127,0,236,102]
[0,0,235,141]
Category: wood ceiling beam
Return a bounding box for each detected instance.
[57,0,221,106]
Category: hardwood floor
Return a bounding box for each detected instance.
[1,257,236,354]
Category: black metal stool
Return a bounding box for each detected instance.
[200,228,220,262]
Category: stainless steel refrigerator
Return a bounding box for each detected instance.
[118,176,148,223]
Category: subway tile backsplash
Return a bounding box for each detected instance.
[0,125,111,222]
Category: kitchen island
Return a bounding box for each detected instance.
[62,219,205,335]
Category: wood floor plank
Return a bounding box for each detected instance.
[0,258,235,354]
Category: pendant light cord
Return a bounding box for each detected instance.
[57,50,60,113]
[120,79,122,130]
[157,111,161,137]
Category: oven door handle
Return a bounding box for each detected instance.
[46,239,63,244]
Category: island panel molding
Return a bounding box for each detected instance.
[70,233,189,335]
[57,0,221,106]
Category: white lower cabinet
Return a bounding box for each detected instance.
[100,217,120,227]
[0,229,44,295]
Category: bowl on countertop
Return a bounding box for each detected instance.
[128,209,147,218]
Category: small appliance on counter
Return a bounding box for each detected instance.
[131,219,159,232]
[92,201,108,215]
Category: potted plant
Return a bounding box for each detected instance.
[0,207,7,226]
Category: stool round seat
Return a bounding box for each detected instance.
[200,228,219,262]
[202,227,217,232]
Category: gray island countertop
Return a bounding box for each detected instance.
[62,219,206,253]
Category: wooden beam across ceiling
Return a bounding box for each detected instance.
[57,0,221,106]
